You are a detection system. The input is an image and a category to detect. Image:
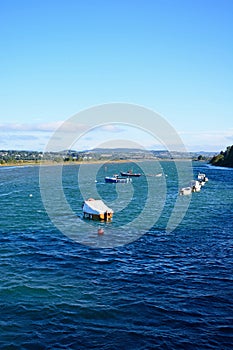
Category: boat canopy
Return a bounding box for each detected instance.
[83,199,113,215]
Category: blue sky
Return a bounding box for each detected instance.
[0,0,232,151]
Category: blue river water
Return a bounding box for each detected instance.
[0,161,232,349]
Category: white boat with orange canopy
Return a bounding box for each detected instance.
[82,198,113,221]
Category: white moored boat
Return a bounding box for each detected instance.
[179,187,192,195]
[190,180,201,192]
[82,198,113,221]
[198,173,208,183]
[180,174,209,195]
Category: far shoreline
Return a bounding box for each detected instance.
[0,158,204,168]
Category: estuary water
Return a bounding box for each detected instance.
[0,161,232,349]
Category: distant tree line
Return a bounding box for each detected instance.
[0,148,217,164]
[210,145,233,168]
[0,150,80,164]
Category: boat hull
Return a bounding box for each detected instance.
[83,212,113,221]
[105,177,132,183]
[120,172,141,177]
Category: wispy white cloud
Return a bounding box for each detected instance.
[178,129,233,151]
[0,122,63,132]
[5,134,38,141]
[0,121,89,135]
[0,131,50,150]
[0,121,232,152]
[0,122,124,151]
[99,124,125,133]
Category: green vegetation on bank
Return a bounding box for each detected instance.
[210,145,233,168]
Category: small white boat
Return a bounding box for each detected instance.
[190,180,201,192]
[180,187,192,195]
[198,173,208,182]
[199,180,205,186]
[82,198,113,221]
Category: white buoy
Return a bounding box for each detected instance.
[29,194,33,197]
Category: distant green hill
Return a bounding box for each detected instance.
[210,145,233,168]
